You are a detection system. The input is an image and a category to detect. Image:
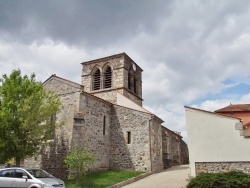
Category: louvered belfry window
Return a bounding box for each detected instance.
[128,68,133,90]
[104,66,112,88]
[93,69,101,90]
[134,77,137,94]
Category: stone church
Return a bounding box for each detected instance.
[24,52,188,178]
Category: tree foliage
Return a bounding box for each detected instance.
[0,69,61,165]
[64,146,95,179]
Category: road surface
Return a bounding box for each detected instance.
[122,165,190,188]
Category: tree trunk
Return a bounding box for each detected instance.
[15,157,21,167]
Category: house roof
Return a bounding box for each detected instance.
[185,106,241,120]
[215,104,250,113]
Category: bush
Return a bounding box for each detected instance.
[187,171,250,188]
[64,146,95,179]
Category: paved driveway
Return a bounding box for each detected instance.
[122,165,190,188]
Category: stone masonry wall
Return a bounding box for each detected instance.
[150,118,164,172]
[180,140,189,164]
[161,127,183,169]
[82,54,125,92]
[81,53,143,106]
[122,89,142,106]
[91,89,118,104]
[195,162,250,175]
[71,93,111,171]
[110,105,152,171]
[25,77,82,179]
[161,128,171,169]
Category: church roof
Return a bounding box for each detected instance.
[43,74,163,123]
[161,125,183,138]
[43,74,84,89]
[215,104,250,113]
[44,74,114,105]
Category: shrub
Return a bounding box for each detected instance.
[187,171,250,188]
[64,146,95,179]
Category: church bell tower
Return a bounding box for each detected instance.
[81,53,143,106]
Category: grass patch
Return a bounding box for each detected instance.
[64,170,145,188]
[187,171,250,188]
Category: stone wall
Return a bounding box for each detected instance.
[81,54,125,92]
[180,140,189,164]
[122,89,143,106]
[91,89,118,104]
[24,156,42,169]
[25,76,82,178]
[195,162,250,175]
[161,128,171,168]
[150,117,164,171]
[81,53,143,106]
[161,126,187,169]
[109,105,152,171]
[71,93,111,171]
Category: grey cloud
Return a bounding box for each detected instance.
[0,0,173,48]
[2,0,250,141]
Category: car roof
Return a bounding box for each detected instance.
[0,167,41,171]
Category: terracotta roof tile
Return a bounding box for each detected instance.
[215,104,250,113]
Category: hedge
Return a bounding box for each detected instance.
[187,171,250,188]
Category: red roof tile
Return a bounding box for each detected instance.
[215,104,250,113]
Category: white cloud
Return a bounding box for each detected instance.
[0,39,86,83]
[1,0,250,143]
[192,92,250,112]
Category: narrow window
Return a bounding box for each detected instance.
[103,116,106,135]
[127,131,131,144]
[128,68,133,90]
[93,69,101,90]
[128,71,132,89]
[104,66,112,88]
[134,78,137,94]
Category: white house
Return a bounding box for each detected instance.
[185,106,250,176]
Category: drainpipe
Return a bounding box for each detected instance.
[148,115,154,172]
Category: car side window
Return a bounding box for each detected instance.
[15,169,29,179]
[0,169,15,178]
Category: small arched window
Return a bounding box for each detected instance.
[93,68,101,90]
[104,66,112,88]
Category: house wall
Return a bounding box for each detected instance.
[109,105,152,171]
[185,107,250,176]
[216,111,250,136]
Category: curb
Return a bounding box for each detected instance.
[107,172,153,188]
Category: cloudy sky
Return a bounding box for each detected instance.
[1,0,250,142]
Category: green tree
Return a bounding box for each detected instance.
[64,146,95,179]
[0,69,61,166]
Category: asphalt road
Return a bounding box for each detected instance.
[122,165,190,188]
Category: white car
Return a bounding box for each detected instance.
[0,167,65,188]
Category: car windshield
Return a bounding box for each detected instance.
[26,169,54,178]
